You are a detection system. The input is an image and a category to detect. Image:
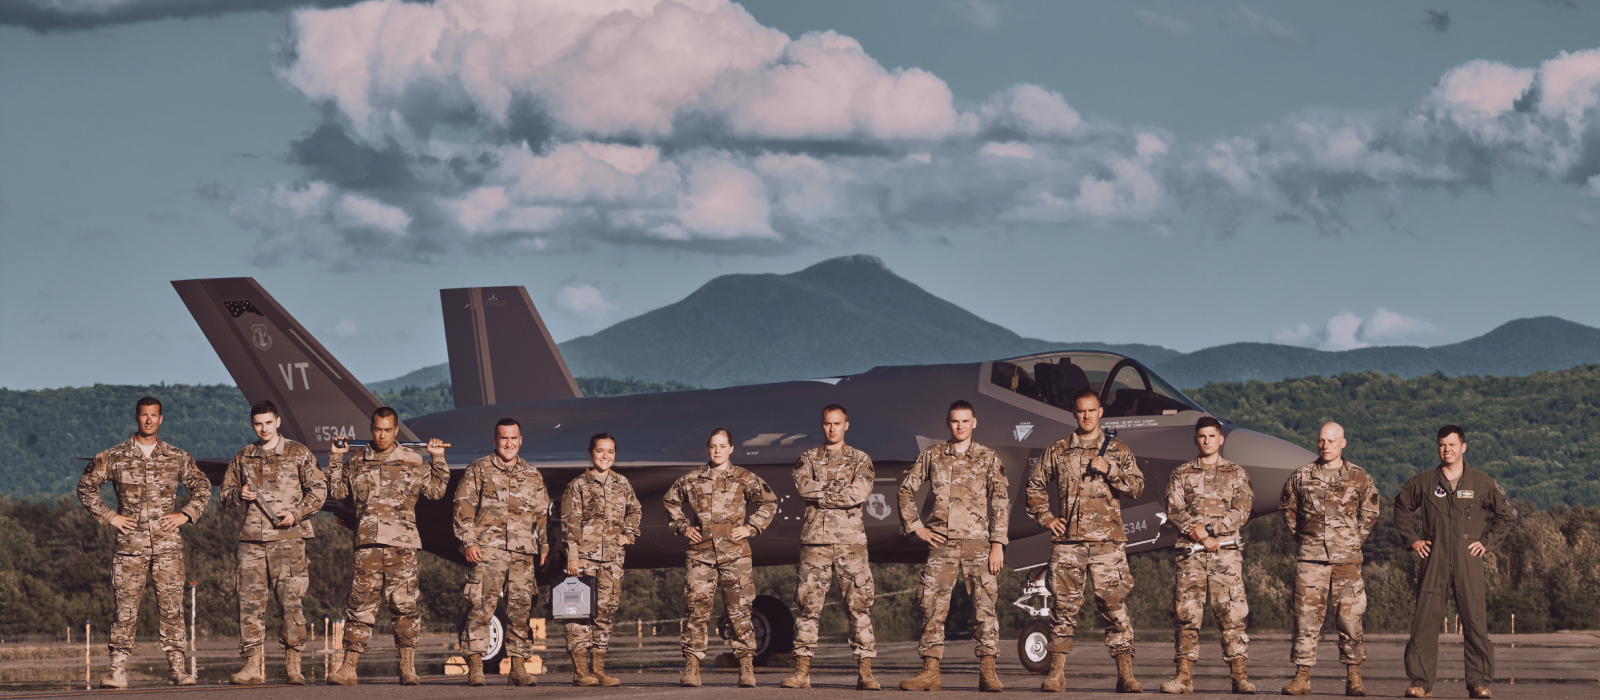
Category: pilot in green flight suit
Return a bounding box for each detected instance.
[1393,425,1517,700]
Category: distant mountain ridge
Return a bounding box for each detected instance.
[366,256,1600,393]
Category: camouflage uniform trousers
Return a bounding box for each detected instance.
[236,539,310,656]
[1172,547,1249,662]
[794,543,876,660]
[681,556,756,660]
[1292,561,1366,666]
[916,539,999,659]
[342,545,421,652]
[1048,541,1136,657]
[110,547,188,655]
[460,546,540,658]
[564,559,623,654]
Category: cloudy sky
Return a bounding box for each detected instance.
[3,0,1599,390]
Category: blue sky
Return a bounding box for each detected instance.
[3,0,1599,390]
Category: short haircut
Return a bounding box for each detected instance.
[706,427,733,446]
[1071,388,1101,407]
[822,404,848,419]
[589,432,616,451]
[1195,416,1224,434]
[249,400,278,419]
[494,418,521,436]
[1437,424,1466,442]
[135,396,162,415]
[371,406,399,423]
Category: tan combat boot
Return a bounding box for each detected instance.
[327,650,361,685]
[101,651,129,689]
[1115,652,1143,693]
[1160,659,1194,694]
[508,657,537,687]
[231,647,266,685]
[1229,658,1256,694]
[680,654,702,688]
[1281,665,1311,695]
[1345,664,1366,697]
[1041,652,1068,692]
[978,655,1004,692]
[572,650,598,686]
[466,653,486,687]
[398,647,420,686]
[899,656,941,692]
[780,655,811,689]
[591,650,620,687]
[738,654,757,688]
[286,648,305,685]
[857,657,881,691]
[168,651,196,686]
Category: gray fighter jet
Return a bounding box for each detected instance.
[173,278,1312,670]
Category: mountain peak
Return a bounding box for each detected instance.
[801,254,888,272]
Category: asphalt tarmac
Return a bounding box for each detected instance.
[3,632,1596,699]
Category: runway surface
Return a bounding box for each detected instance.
[4,632,1596,699]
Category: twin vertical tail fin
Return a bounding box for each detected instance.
[439,286,581,409]
[171,277,418,450]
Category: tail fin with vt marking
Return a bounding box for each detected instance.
[440,286,582,409]
[172,277,419,450]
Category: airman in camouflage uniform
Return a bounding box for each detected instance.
[454,418,550,687]
[1279,422,1380,697]
[782,405,880,691]
[77,397,210,688]
[1025,389,1144,693]
[561,432,642,687]
[1159,417,1255,695]
[325,407,450,686]
[898,400,1009,693]
[663,428,778,688]
[219,401,326,686]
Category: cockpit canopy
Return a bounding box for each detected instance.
[990,351,1205,418]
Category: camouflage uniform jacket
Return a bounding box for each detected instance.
[220,439,326,542]
[898,441,1010,544]
[561,468,642,562]
[663,464,779,565]
[77,436,211,555]
[1025,431,1144,543]
[328,444,448,549]
[1279,459,1380,564]
[1165,457,1253,548]
[793,444,875,546]
[453,454,550,556]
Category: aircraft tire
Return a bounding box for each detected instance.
[1017,618,1052,674]
[751,595,795,661]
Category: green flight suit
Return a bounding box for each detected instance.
[1394,464,1517,692]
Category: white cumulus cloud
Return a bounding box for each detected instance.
[1274,309,1440,351]
[555,280,620,322]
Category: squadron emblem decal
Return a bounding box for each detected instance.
[250,324,273,351]
[1434,486,1448,498]
[1013,422,1034,441]
[866,493,892,521]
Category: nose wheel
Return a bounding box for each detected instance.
[1012,566,1053,674]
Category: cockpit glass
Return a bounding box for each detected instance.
[989,351,1205,418]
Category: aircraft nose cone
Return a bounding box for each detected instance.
[1220,427,1313,517]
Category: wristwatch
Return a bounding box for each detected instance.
[1205,523,1216,537]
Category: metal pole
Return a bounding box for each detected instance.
[190,582,198,677]
[85,621,90,690]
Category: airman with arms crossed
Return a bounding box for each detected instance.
[781,404,880,691]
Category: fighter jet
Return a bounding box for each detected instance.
[173,278,1312,671]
